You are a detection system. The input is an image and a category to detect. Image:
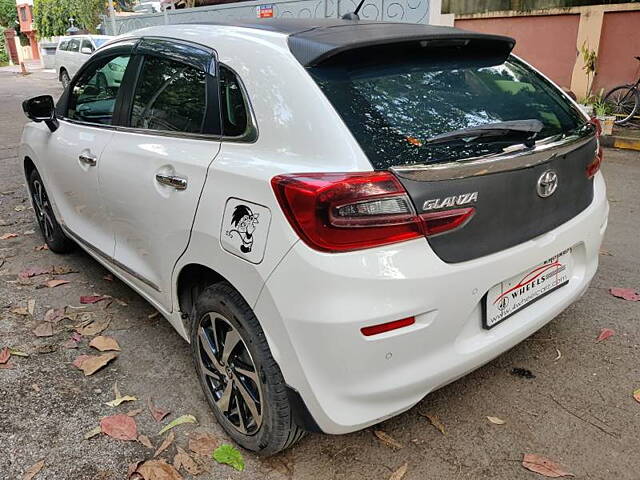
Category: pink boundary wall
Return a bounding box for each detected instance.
[455,15,580,90]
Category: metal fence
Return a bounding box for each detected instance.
[104,0,433,35]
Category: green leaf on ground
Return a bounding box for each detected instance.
[158,414,197,435]
[212,444,245,471]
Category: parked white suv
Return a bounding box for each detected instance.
[20,19,608,455]
[55,35,113,87]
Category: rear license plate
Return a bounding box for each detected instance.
[484,248,573,329]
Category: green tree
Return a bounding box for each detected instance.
[0,0,17,28]
[33,0,105,38]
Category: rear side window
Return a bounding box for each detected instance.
[130,55,207,134]
[220,65,248,137]
[310,45,585,168]
[67,39,80,52]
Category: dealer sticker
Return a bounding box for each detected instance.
[484,248,573,328]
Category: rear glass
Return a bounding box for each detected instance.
[309,48,586,169]
[93,38,108,48]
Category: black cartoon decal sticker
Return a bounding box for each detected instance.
[221,198,271,264]
[226,204,259,253]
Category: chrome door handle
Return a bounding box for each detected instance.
[78,153,97,166]
[155,173,187,190]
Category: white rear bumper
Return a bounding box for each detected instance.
[254,172,608,434]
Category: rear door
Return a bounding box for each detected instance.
[98,38,222,308]
[308,43,597,263]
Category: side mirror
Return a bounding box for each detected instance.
[81,47,93,54]
[22,95,59,132]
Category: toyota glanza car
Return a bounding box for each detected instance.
[19,19,608,455]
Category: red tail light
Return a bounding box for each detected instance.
[587,117,603,179]
[271,172,422,252]
[272,172,475,252]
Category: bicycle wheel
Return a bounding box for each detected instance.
[603,85,639,125]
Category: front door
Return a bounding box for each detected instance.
[44,51,133,255]
[99,40,221,308]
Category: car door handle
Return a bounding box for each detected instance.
[155,173,187,190]
[78,153,97,166]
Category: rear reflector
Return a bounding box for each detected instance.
[361,317,415,336]
[586,117,603,179]
[420,207,476,236]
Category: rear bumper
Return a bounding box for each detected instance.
[254,172,608,434]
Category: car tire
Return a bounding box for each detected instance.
[60,69,70,88]
[190,282,306,455]
[28,169,75,253]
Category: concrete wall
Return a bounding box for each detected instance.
[105,0,449,36]
[453,3,640,99]
[456,14,579,89]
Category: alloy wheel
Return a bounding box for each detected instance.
[31,178,55,242]
[196,312,263,435]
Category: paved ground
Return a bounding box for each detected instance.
[1,70,639,480]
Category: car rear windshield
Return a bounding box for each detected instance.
[309,46,586,169]
[93,38,109,48]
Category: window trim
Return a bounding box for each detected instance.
[219,63,258,144]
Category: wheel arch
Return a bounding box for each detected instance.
[24,156,36,179]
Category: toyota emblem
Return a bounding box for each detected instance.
[537,170,558,198]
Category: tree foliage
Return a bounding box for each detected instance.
[33,0,105,38]
[0,0,17,28]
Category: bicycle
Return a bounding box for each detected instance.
[603,56,640,125]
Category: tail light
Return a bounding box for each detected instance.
[587,117,603,179]
[271,172,475,252]
[361,317,415,336]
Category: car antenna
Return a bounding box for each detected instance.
[342,0,366,20]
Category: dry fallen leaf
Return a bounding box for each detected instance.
[0,347,10,364]
[106,381,137,407]
[487,416,506,425]
[73,352,118,376]
[420,412,446,435]
[158,415,197,435]
[90,336,121,352]
[173,447,203,475]
[148,397,170,423]
[19,266,50,279]
[77,317,110,336]
[136,459,183,480]
[32,322,54,338]
[22,459,45,480]
[103,274,114,281]
[80,295,110,304]
[0,233,18,240]
[100,414,138,441]
[27,299,36,315]
[148,311,159,319]
[44,279,70,288]
[64,332,83,349]
[127,408,144,417]
[609,287,640,302]
[43,308,65,323]
[35,244,48,251]
[12,307,30,316]
[138,435,154,449]
[522,454,574,478]
[389,462,408,480]
[596,328,615,342]
[84,426,102,440]
[633,388,640,403]
[50,265,77,275]
[373,430,403,449]
[154,431,175,457]
[188,431,219,456]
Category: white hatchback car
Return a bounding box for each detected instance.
[20,19,608,454]
[55,35,113,88]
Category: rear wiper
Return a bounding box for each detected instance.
[425,119,544,148]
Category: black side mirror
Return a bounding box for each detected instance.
[22,95,59,132]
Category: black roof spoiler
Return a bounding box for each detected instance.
[286,22,516,67]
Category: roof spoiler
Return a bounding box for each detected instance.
[287,23,516,67]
